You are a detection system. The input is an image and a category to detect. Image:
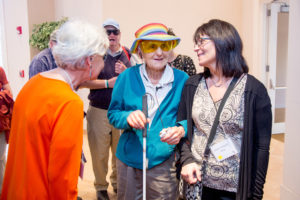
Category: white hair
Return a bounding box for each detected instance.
[53,19,109,69]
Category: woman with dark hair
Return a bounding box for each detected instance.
[177,19,272,200]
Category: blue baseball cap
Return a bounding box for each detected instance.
[102,18,120,30]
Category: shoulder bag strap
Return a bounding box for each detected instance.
[203,76,238,158]
[122,46,130,62]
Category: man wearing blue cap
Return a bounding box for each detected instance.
[80,18,132,200]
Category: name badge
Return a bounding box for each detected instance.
[210,138,238,162]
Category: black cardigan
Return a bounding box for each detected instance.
[177,73,272,200]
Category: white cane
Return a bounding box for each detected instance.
[142,95,148,200]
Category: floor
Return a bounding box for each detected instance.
[77,133,284,200]
[77,131,117,200]
[263,134,284,200]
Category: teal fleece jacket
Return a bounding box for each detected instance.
[108,64,188,169]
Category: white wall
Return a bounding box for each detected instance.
[0,0,7,71]
[0,29,2,67]
[103,0,243,74]
[281,0,300,199]
[27,0,55,60]
[54,0,103,25]
[1,0,31,96]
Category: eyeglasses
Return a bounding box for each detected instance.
[194,37,211,49]
[140,40,174,53]
[106,29,120,36]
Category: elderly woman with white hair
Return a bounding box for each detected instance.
[1,20,108,200]
[108,23,188,199]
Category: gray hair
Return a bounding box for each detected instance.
[49,29,58,42]
[53,20,109,69]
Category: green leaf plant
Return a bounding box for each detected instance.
[29,17,68,50]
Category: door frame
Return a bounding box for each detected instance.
[263,1,289,134]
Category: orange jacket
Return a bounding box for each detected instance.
[1,75,83,200]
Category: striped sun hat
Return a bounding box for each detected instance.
[130,23,180,53]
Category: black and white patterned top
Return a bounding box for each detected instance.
[169,55,196,76]
[191,74,247,192]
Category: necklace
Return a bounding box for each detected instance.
[210,77,231,88]
[61,69,74,91]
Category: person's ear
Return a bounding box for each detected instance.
[84,56,93,68]
[48,41,53,48]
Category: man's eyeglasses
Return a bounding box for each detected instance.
[194,37,211,49]
[140,40,174,53]
[106,29,120,36]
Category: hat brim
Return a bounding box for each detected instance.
[130,35,180,53]
[103,24,120,30]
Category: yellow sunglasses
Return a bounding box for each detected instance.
[140,40,174,53]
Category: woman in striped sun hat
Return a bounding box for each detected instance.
[108,23,189,199]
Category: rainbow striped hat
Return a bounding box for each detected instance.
[130,23,180,53]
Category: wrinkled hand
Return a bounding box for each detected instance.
[181,163,201,184]
[160,126,185,145]
[115,60,127,74]
[127,110,150,129]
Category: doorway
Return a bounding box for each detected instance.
[264,1,289,134]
